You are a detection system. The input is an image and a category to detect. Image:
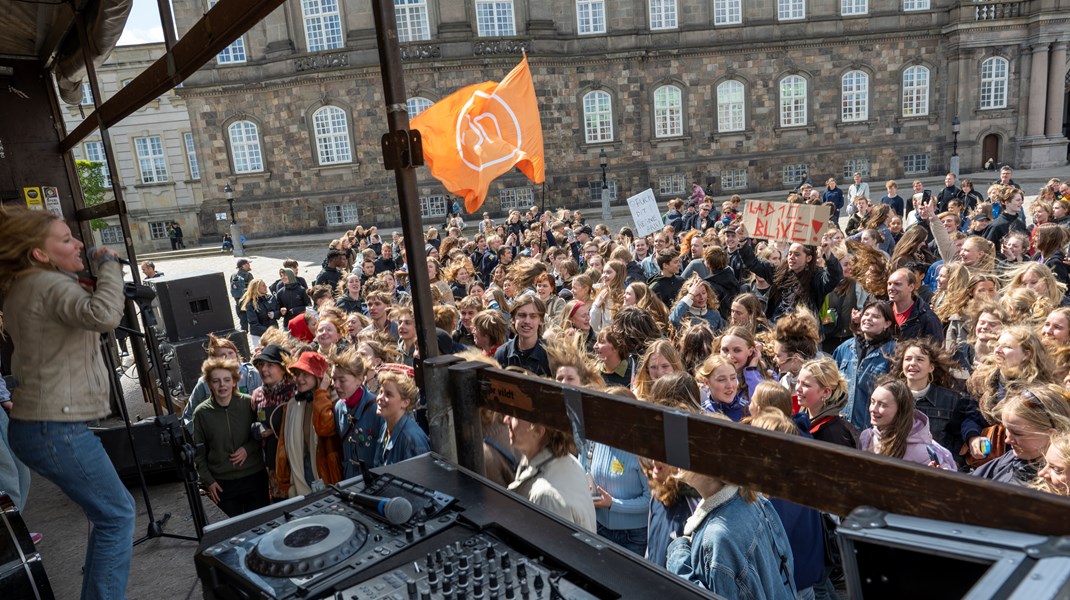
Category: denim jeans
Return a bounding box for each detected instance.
[9,420,135,600]
[597,523,648,557]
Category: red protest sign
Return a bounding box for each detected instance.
[741,200,831,246]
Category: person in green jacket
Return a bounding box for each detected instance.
[193,357,268,517]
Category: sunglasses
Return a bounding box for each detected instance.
[1021,389,1057,430]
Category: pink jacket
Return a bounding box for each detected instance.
[859,410,957,469]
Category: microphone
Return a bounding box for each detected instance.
[338,490,413,525]
[86,247,131,266]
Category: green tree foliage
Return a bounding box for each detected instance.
[75,159,109,231]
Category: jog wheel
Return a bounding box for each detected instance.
[247,514,367,577]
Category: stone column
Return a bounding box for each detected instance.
[1046,41,1067,137]
[1027,43,1049,137]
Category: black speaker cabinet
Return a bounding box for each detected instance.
[162,330,250,397]
[91,418,177,484]
[148,271,235,342]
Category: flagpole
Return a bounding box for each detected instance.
[371,0,456,460]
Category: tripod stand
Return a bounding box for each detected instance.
[103,284,208,546]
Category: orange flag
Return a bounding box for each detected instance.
[410,56,545,214]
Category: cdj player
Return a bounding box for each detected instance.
[195,453,715,599]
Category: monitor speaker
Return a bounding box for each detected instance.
[91,418,177,484]
[148,272,235,342]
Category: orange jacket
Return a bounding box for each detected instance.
[275,389,343,496]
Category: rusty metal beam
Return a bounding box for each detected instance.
[59,0,286,152]
[75,199,120,221]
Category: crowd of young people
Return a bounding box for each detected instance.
[185,167,1070,597]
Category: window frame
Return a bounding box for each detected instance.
[149,222,169,239]
[721,168,748,191]
[979,56,1009,110]
[100,225,124,245]
[841,0,867,16]
[420,195,449,219]
[653,85,684,139]
[80,83,94,106]
[395,0,431,42]
[475,0,516,37]
[713,0,742,25]
[782,163,809,187]
[302,0,345,52]
[582,90,614,144]
[901,65,930,117]
[210,1,247,63]
[779,75,808,128]
[134,136,168,184]
[407,97,434,118]
[716,80,746,133]
[312,105,353,166]
[325,203,359,226]
[903,0,930,11]
[843,158,872,180]
[183,132,200,180]
[777,0,805,21]
[576,0,607,35]
[588,180,618,203]
[903,153,930,175]
[841,70,869,123]
[649,0,678,30]
[228,120,265,174]
[500,186,535,211]
[84,141,112,188]
[657,174,686,196]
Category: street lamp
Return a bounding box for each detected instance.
[950,115,961,177]
[224,183,244,257]
[599,147,610,224]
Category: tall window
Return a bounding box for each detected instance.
[577,0,606,35]
[979,57,1009,110]
[779,75,807,127]
[395,0,430,42]
[313,106,352,165]
[658,174,685,196]
[80,83,94,106]
[843,158,871,179]
[582,91,613,143]
[841,70,869,122]
[778,0,805,21]
[841,0,866,15]
[902,65,929,117]
[228,121,264,174]
[101,225,123,245]
[588,181,618,202]
[714,0,742,25]
[716,80,745,132]
[407,97,434,118]
[149,222,168,239]
[653,85,683,138]
[649,0,677,30]
[500,187,535,211]
[302,0,344,51]
[782,163,809,187]
[84,141,111,188]
[210,1,247,63]
[903,0,929,10]
[476,1,516,36]
[183,132,200,180]
[134,136,168,184]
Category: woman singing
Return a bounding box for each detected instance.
[0,207,135,599]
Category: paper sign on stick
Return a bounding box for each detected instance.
[626,189,663,237]
[741,200,831,246]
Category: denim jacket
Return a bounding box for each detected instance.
[834,336,896,430]
[667,485,797,599]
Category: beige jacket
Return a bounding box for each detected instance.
[509,449,597,532]
[6,261,124,421]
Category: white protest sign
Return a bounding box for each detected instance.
[626,188,663,237]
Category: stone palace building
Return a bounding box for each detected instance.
[172,0,1069,238]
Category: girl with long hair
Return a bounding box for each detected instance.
[624,281,672,336]
[1038,431,1070,495]
[590,259,627,332]
[1032,223,1070,289]
[957,236,997,273]
[858,377,956,468]
[632,339,685,401]
[534,271,565,325]
[669,275,725,332]
[972,384,1070,486]
[833,300,898,430]
[1008,262,1067,309]
[728,292,772,334]
[772,307,822,392]
[794,358,857,448]
[559,299,594,352]
[937,268,989,352]
[241,278,278,347]
[822,241,887,353]
[892,338,985,467]
[969,326,1057,427]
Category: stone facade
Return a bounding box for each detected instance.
[63,43,206,252]
[172,0,1069,238]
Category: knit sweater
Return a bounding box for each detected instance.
[580,441,651,531]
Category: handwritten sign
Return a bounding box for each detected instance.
[626,188,663,237]
[741,200,831,246]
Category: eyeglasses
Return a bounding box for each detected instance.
[1021,389,1058,430]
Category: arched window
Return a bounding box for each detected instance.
[979,57,1008,110]
[841,70,868,122]
[407,97,434,117]
[716,80,745,132]
[583,90,613,143]
[228,121,264,173]
[312,106,352,165]
[653,85,683,138]
[902,65,929,117]
[302,0,344,51]
[779,75,807,127]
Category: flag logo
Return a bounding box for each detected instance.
[456,90,522,172]
[411,56,545,213]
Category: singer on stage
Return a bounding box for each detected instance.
[0,207,135,600]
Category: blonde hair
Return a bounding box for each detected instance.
[0,206,63,292]
[240,278,269,312]
[544,330,604,389]
[748,381,793,418]
[377,369,419,411]
[331,347,369,380]
[1038,431,1070,495]
[201,357,241,384]
[1007,262,1066,309]
[1002,384,1070,436]
[633,339,685,401]
[798,357,848,399]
